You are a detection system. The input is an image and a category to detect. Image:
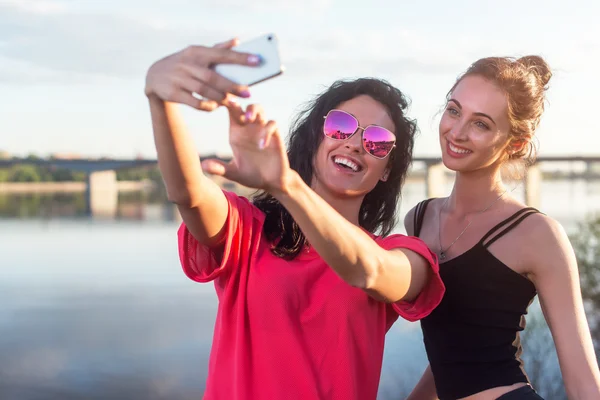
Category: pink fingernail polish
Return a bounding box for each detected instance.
[239,90,251,98]
[248,55,261,65]
[245,111,252,121]
[258,138,265,149]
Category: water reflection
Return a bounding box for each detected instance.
[0,285,220,400]
[2,179,595,399]
[0,189,172,221]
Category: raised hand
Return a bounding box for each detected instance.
[144,38,261,111]
[201,103,292,194]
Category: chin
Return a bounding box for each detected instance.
[313,174,373,199]
[327,182,372,198]
[441,152,482,174]
[441,154,465,172]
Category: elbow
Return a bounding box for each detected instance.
[166,187,197,208]
[342,263,376,291]
[362,252,413,303]
[362,264,380,291]
[163,174,210,208]
[360,266,393,302]
[166,190,190,206]
[359,260,388,296]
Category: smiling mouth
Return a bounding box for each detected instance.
[332,155,363,172]
[448,141,472,154]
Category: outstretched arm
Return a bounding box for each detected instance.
[274,172,432,302]
[145,40,259,247]
[203,105,437,303]
[528,215,600,399]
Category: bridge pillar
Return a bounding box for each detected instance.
[426,162,448,198]
[163,203,182,223]
[586,161,594,176]
[524,165,542,208]
[85,170,118,218]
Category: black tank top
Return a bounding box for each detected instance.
[414,199,540,400]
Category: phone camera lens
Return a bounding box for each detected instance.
[268,35,273,41]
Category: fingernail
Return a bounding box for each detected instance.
[258,138,265,149]
[239,90,251,98]
[248,54,262,65]
[245,111,252,121]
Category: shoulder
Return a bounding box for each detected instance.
[403,198,439,236]
[403,207,418,236]
[225,190,267,224]
[521,212,569,248]
[519,211,575,275]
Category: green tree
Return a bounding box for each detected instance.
[8,164,41,182]
[0,168,9,182]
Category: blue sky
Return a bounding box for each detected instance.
[1,0,598,158]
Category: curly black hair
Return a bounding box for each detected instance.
[253,77,417,259]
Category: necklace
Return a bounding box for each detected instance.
[437,189,507,261]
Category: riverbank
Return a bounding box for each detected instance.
[0,181,155,193]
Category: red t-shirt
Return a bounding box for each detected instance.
[178,191,444,400]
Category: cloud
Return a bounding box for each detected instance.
[119,0,334,13]
[205,0,334,13]
[280,28,476,79]
[0,0,68,14]
[0,55,114,85]
[0,1,472,85]
[0,2,228,84]
[3,1,596,88]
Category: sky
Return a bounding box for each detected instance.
[1,0,599,159]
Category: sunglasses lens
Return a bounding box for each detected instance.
[363,126,396,158]
[324,110,358,140]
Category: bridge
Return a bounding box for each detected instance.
[3,155,598,170]
[2,155,599,218]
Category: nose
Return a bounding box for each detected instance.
[344,128,364,153]
[447,120,468,142]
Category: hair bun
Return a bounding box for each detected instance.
[518,55,552,87]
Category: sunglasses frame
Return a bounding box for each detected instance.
[322,109,396,160]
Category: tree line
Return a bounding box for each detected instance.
[0,155,163,183]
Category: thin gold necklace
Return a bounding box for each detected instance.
[437,190,507,261]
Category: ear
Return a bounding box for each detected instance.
[508,139,527,155]
[380,167,391,182]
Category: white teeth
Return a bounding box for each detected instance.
[449,142,471,154]
[334,156,360,172]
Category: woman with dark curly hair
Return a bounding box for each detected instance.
[144,38,445,400]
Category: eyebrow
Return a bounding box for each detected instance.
[448,99,496,126]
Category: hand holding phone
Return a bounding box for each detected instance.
[214,33,285,86]
[145,34,283,111]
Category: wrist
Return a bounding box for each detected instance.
[268,169,303,200]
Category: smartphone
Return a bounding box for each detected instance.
[214,33,284,86]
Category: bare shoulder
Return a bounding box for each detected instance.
[522,212,569,247]
[403,198,441,237]
[519,212,576,276]
[404,205,418,236]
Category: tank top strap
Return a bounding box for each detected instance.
[479,207,542,248]
[413,198,436,237]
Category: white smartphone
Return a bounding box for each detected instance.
[214,33,284,86]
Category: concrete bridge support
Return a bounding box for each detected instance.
[85,170,118,218]
[426,162,449,199]
[164,203,183,223]
[524,165,542,209]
